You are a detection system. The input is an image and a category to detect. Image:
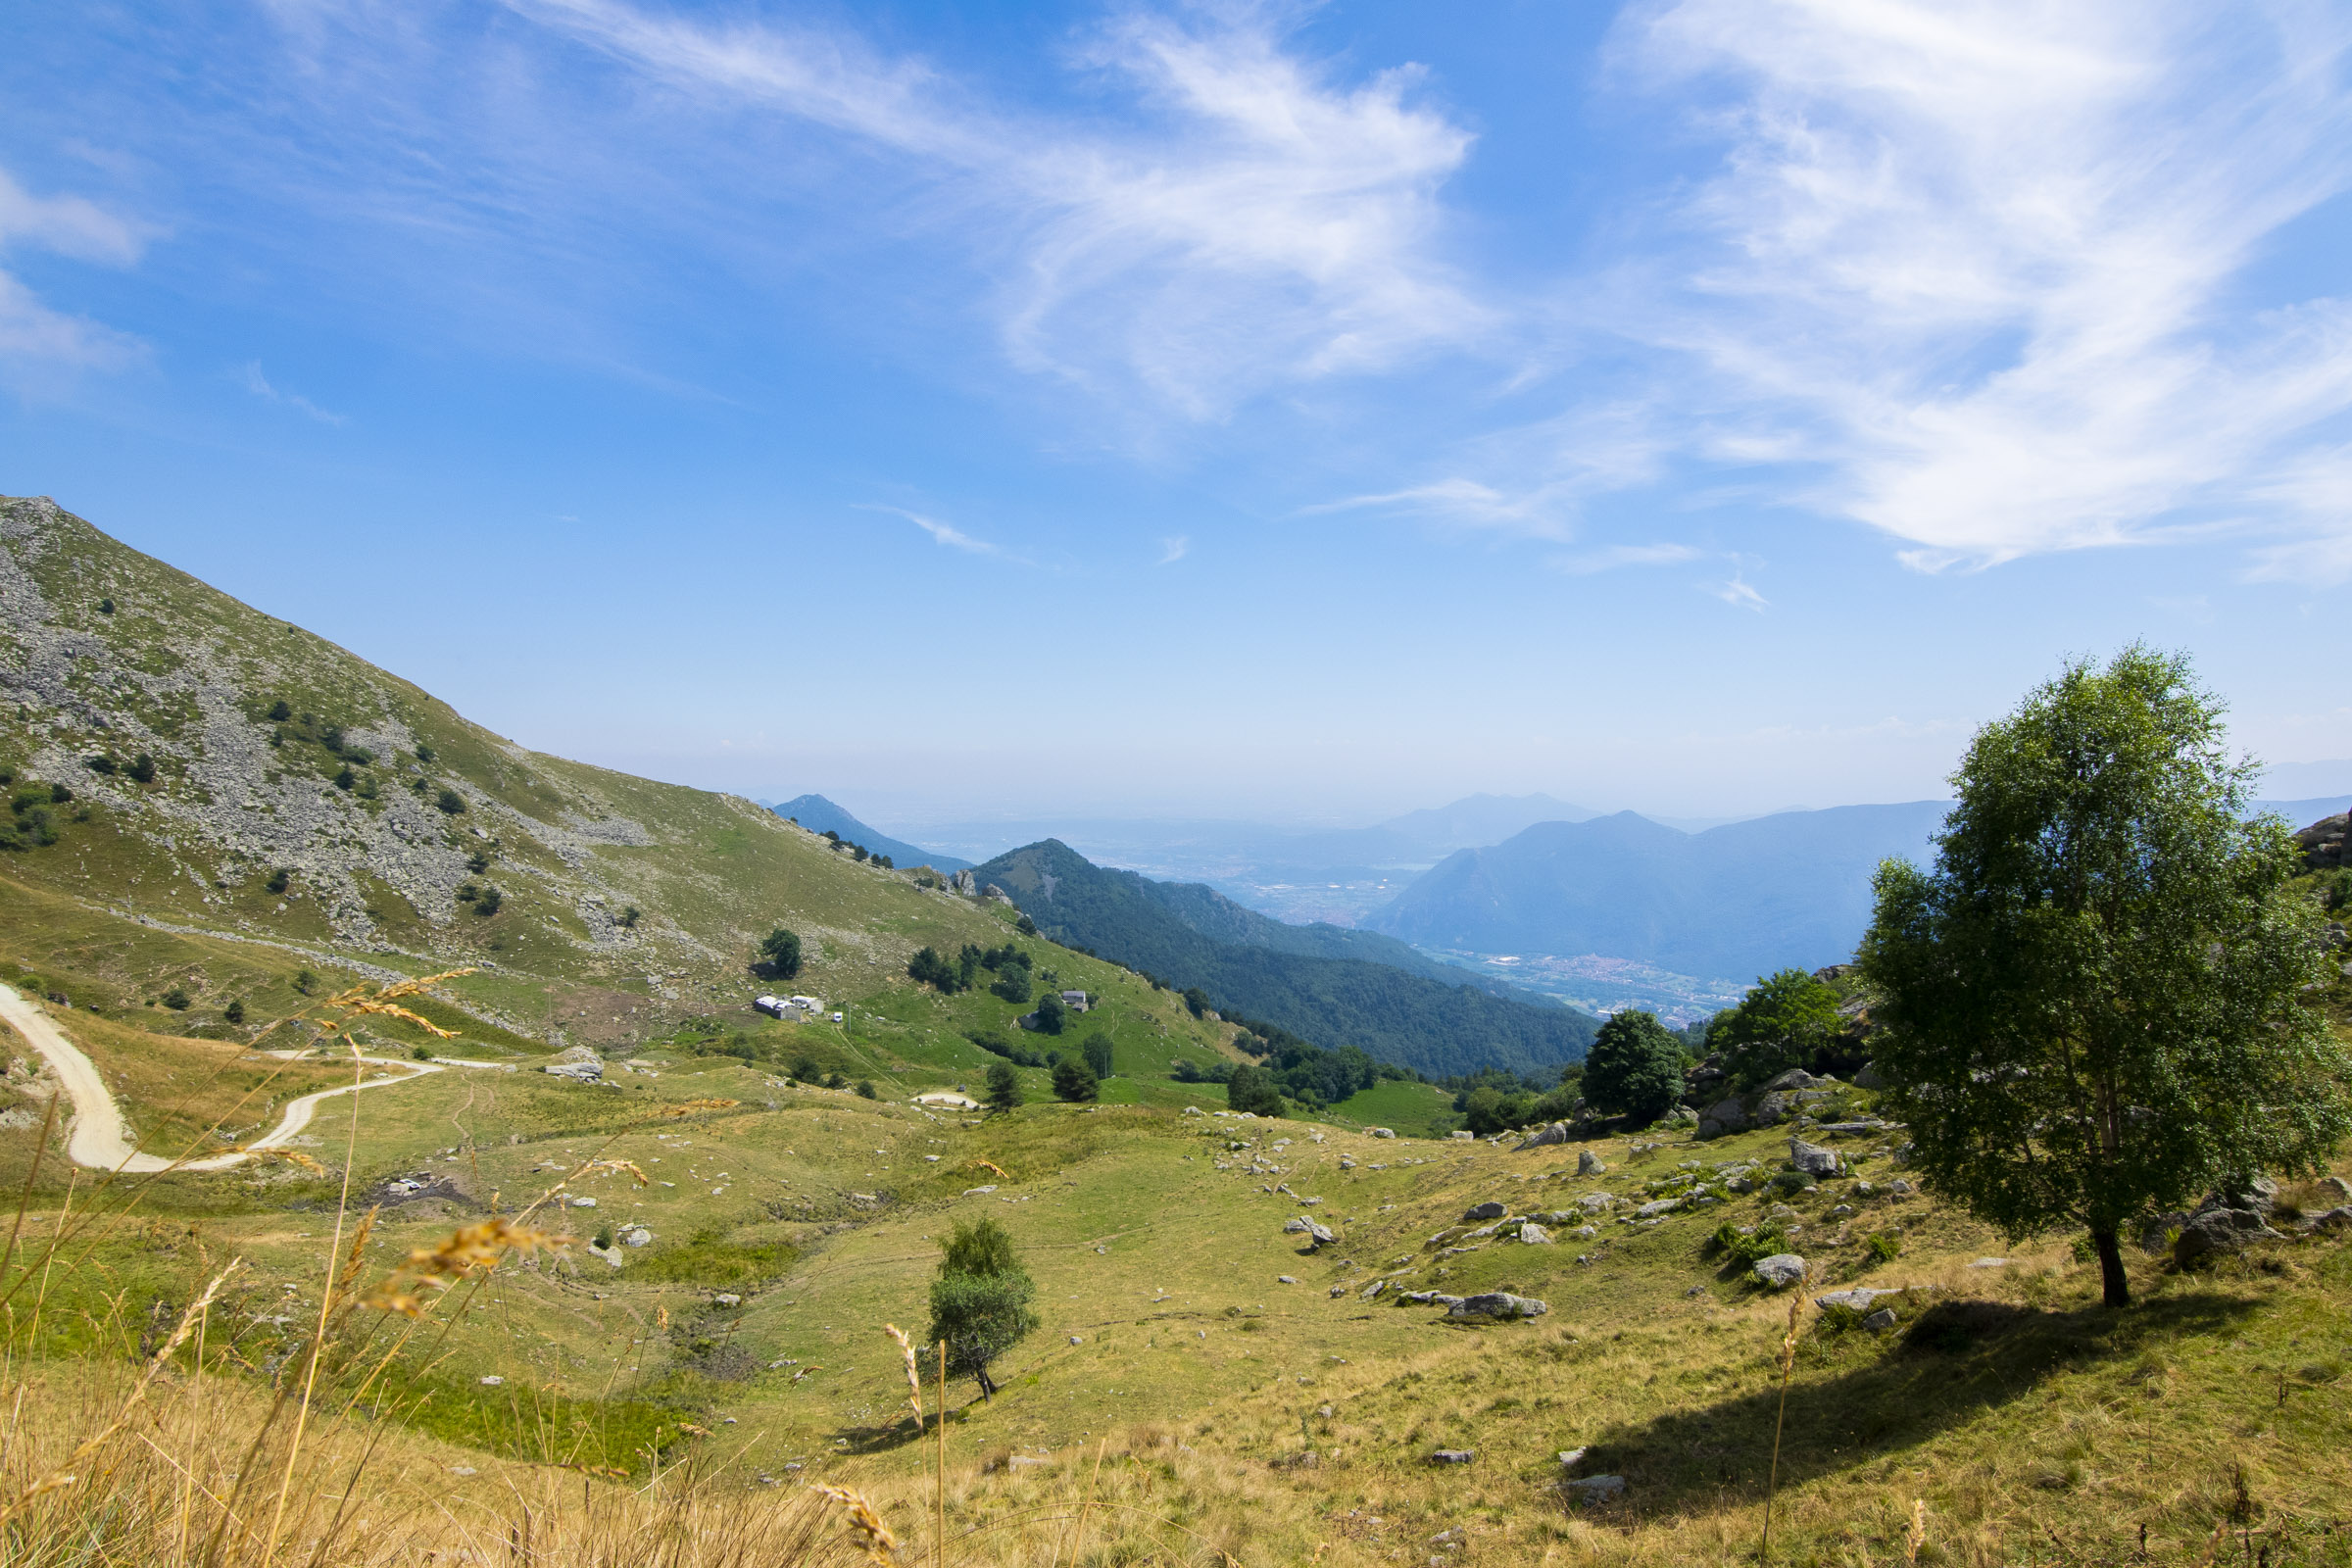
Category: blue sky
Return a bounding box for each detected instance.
[4,0,2350,827]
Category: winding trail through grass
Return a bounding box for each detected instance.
[0,979,504,1174]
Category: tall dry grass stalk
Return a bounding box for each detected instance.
[1759,1279,1810,1566]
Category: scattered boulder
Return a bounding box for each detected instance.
[1564,1475,1626,1501]
[622,1226,653,1247]
[1815,1287,1901,1311]
[1578,1150,1607,1176]
[543,1045,604,1082]
[1446,1292,1547,1321]
[1277,1275,1298,1285]
[2302,1205,2352,1232]
[1697,1098,1750,1139]
[1576,1192,1614,1213]
[1862,1308,1898,1332]
[1366,1127,1396,1139]
[1462,1200,1508,1222]
[1853,1061,1886,1091]
[1762,1068,1821,1092]
[2173,1205,2280,1264]
[2321,1175,2352,1201]
[1401,1290,1465,1306]
[1429,1449,1476,1466]
[1515,1121,1573,1151]
[1752,1091,1798,1126]
[1634,1199,1682,1219]
[1749,1254,1808,1290]
[1788,1138,1841,1177]
[1518,1222,1554,1246]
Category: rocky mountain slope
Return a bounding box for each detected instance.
[0,495,1245,1091]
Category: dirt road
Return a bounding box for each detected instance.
[0,980,475,1173]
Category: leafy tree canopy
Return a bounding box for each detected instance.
[985,1060,1022,1110]
[1225,1061,1286,1117]
[1581,1009,1686,1125]
[1706,967,1842,1089]
[1861,646,2352,1306]
[1051,1056,1098,1102]
[759,927,803,979]
[927,1218,1037,1398]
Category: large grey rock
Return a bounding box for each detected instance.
[1462,1200,1508,1222]
[1788,1138,1842,1177]
[1564,1475,1626,1501]
[1762,1068,1820,1092]
[543,1044,604,1081]
[1749,1254,1808,1290]
[1400,1290,1464,1306]
[1862,1308,1898,1332]
[1634,1199,1683,1218]
[1853,1060,1886,1091]
[1814,1287,1901,1311]
[2220,1175,2279,1215]
[2173,1206,2280,1263]
[1753,1091,1798,1126]
[1515,1121,1573,1151]
[2302,1205,2352,1232]
[1446,1292,1548,1321]
[1699,1097,1750,1135]
[1578,1150,1606,1176]
[2320,1175,2352,1201]
[1576,1192,1614,1213]
[1429,1449,1475,1465]
[1517,1222,1555,1246]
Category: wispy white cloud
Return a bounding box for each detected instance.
[1551,542,1702,575]
[1156,535,1190,565]
[0,165,151,374]
[1609,0,2352,571]
[235,360,347,424]
[1706,572,1767,611]
[868,503,1017,561]
[1299,478,1580,541]
[509,0,1489,418]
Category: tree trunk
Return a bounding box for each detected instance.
[977,1366,997,1400]
[2092,1228,2130,1307]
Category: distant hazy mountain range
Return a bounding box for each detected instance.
[1363,805,1952,981]
[968,839,1596,1079]
[767,794,971,872]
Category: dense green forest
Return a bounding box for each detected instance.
[970,840,1597,1078]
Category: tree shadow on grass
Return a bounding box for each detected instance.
[1568,1289,2258,1520]
[834,1406,970,1455]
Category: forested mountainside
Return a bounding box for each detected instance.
[971,838,1598,1078]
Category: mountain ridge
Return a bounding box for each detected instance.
[767,792,972,871]
[970,838,1598,1078]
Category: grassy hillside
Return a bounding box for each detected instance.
[772,792,973,872]
[972,839,1598,1078]
[0,495,1279,1116]
[4,493,2348,1568]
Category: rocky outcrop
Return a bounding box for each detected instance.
[1446,1292,1547,1321]
[2296,813,2347,872]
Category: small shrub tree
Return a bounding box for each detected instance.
[986,1060,1021,1110]
[926,1218,1037,1399]
[1081,1031,1113,1079]
[1226,1062,1285,1117]
[991,967,1032,1005]
[1581,1009,1686,1125]
[759,927,803,979]
[126,753,157,784]
[474,885,503,915]
[435,788,466,814]
[1051,1057,1099,1102]
[1031,993,1065,1035]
